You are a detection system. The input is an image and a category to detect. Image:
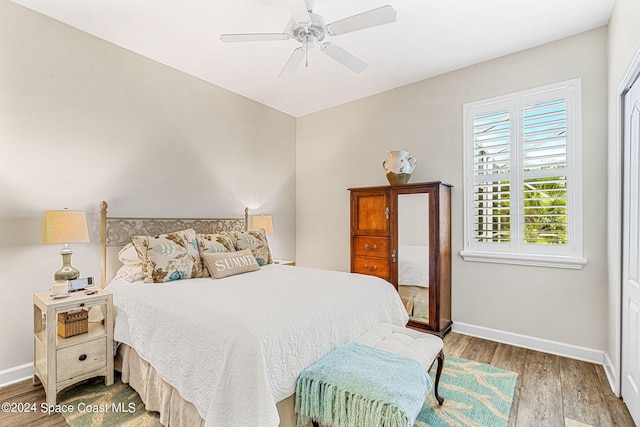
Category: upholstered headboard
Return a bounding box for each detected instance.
[99,201,248,286]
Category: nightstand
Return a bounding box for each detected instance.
[33,288,114,405]
[273,259,296,266]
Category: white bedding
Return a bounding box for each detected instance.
[398,245,429,287]
[106,264,408,427]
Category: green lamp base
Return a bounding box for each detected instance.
[54,252,80,282]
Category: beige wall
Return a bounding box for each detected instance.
[0,0,618,379]
[606,0,640,392]
[0,2,296,373]
[296,28,608,351]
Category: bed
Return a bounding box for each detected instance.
[98,202,409,427]
[397,245,429,321]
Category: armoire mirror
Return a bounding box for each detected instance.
[397,193,430,326]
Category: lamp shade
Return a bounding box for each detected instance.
[41,210,90,244]
[252,215,273,235]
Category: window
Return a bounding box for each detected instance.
[460,79,586,269]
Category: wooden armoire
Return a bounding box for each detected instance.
[349,181,452,336]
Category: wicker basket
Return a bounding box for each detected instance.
[57,309,89,338]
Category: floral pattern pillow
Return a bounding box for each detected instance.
[196,232,236,277]
[231,229,273,266]
[131,229,202,283]
[113,264,145,283]
[118,243,143,266]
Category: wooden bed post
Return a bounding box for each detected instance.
[244,207,249,231]
[100,201,108,287]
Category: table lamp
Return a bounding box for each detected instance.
[41,209,90,282]
[251,214,273,235]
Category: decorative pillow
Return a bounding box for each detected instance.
[113,264,145,283]
[118,243,143,266]
[231,229,273,266]
[131,229,202,283]
[196,233,236,277]
[202,249,260,279]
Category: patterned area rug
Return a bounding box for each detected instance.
[417,356,518,427]
[59,357,516,427]
[59,375,161,427]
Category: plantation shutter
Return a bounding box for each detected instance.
[522,97,568,246]
[462,79,585,269]
[472,109,512,244]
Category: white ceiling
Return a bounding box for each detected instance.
[11,0,614,117]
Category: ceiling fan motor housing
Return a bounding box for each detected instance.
[292,12,326,47]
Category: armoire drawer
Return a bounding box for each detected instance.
[353,237,390,257]
[352,256,390,281]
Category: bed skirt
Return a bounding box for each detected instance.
[116,344,299,427]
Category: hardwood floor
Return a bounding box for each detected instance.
[0,332,635,426]
[443,332,636,427]
[0,378,66,426]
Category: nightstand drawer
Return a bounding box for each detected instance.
[57,338,106,383]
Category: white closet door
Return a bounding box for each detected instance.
[622,75,640,426]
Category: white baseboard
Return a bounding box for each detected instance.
[0,363,33,388]
[452,322,605,365]
[602,352,620,397]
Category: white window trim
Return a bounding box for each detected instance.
[461,79,586,269]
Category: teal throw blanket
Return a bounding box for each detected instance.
[295,341,431,427]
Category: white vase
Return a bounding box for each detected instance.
[383,150,417,185]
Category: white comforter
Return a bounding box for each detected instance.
[106,264,408,427]
[398,245,429,287]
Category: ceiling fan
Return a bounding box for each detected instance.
[220,0,397,78]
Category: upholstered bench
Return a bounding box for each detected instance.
[296,323,444,427]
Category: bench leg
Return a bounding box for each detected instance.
[434,349,445,405]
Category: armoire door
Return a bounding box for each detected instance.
[393,188,432,329]
[351,189,392,281]
[392,184,452,335]
[351,190,390,236]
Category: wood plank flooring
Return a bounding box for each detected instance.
[0,378,66,426]
[0,332,635,426]
[443,333,636,427]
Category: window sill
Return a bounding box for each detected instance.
[459,250,587,270]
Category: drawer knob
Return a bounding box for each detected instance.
[364,264,378,272]
[79,354,87,361]
[364,244,378,251]
[80,303,85,307]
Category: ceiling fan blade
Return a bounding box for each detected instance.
[220,33,292,43]
[281,0,311,24]
[325,5,397,36]
[321,42,368,73]
[279,47,305,78]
